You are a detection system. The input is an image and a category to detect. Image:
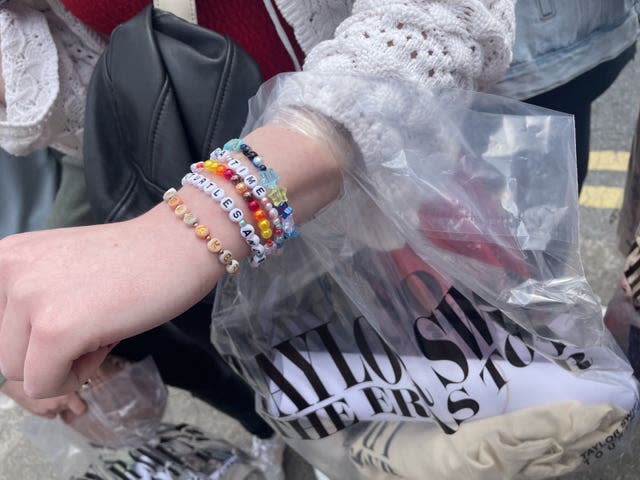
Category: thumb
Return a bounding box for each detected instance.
[65,392,87,417]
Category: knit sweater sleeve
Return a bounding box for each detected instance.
[0,0,105,158]
[300,0,514,91]
[260,0,515,161]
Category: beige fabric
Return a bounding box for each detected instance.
[153,0,197,24]
[350,401,631,480]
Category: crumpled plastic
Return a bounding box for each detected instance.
[21,357,263,479]
[211,73,640,479]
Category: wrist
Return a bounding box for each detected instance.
[133,123,342,299]
[240,124,343,224]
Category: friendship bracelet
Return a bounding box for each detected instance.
[196,156,277,241]
[191,158,281,249]
[163,188,240,274]
[213,145,298,243]
[181,172,268,267]
[222,139,298,241]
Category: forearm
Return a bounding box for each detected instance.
[120,123,342,326]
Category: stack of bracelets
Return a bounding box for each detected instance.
[162,138,299,275]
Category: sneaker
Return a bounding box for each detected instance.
[251,434,285,480]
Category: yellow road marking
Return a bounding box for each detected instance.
[589,150,629,171]
[579,185,624,209]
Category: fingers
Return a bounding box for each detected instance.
[66,347,113,392]
[59,394,87,424]
[0,298,30,381]
[59,408,77,424]
[24,333,111,398]
[64,392,87,417]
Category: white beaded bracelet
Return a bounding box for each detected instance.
[181,173,266,267]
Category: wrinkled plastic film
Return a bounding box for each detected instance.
[69,356,168,448]
[212,73,640,479]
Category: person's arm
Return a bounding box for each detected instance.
[0,1,516,399]
[0,124,341,397]
[293,0,515,91]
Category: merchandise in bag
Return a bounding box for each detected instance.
[211,73,640,480]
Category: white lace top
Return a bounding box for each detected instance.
[0,0,514,158]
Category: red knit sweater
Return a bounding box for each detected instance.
[60,0,305,80]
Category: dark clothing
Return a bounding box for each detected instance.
[112,302,274,439]
[524,44,636,191]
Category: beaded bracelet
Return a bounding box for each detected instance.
[195,155,277,241]
[181,172,268,267]
[212,145,298,243]
[222,139,298,241]
[190,159,280,257]
[163,188,240,274]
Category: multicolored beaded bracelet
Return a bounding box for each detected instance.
[222,139,298,241]
[181,172,267,268]
[190,158,281,258]
[163,188,240,275]
[213,146,298,243]
[194,155,277,241]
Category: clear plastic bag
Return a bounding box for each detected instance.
[22,356,263,479]
[211,73,640,479]
[23,418,265,479]
[68,356,168,448]
[73,423,265,480]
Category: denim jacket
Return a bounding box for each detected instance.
[490,0,639,99]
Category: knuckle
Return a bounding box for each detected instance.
[23,381,50,400]
[32,317,64,344]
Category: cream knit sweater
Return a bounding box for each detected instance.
[0,0,514,158]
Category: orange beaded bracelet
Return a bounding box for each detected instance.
[163,188,240,275]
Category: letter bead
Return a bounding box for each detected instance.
[183,212,198,226]
[229,208,244,222]
[244,175,258,188]
[226,259,240,275]
[195,225,210,239]
[250,254,266,268]
[219,250,233,265]
[252,185,267,199]
[197,177,208,188]
[228,158,241,169]
[207,238,222,253]
[251,244,265,257]
[246,234,261,247]
[163,188,177,201]
[240,224,255,238]
[211,188,225,201]
[174,204,188,217]
[220,197,234,211]
[167,196,182,209]
[236,165,249,178]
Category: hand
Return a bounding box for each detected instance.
[0,215,225,398]
[0,380,86,422]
